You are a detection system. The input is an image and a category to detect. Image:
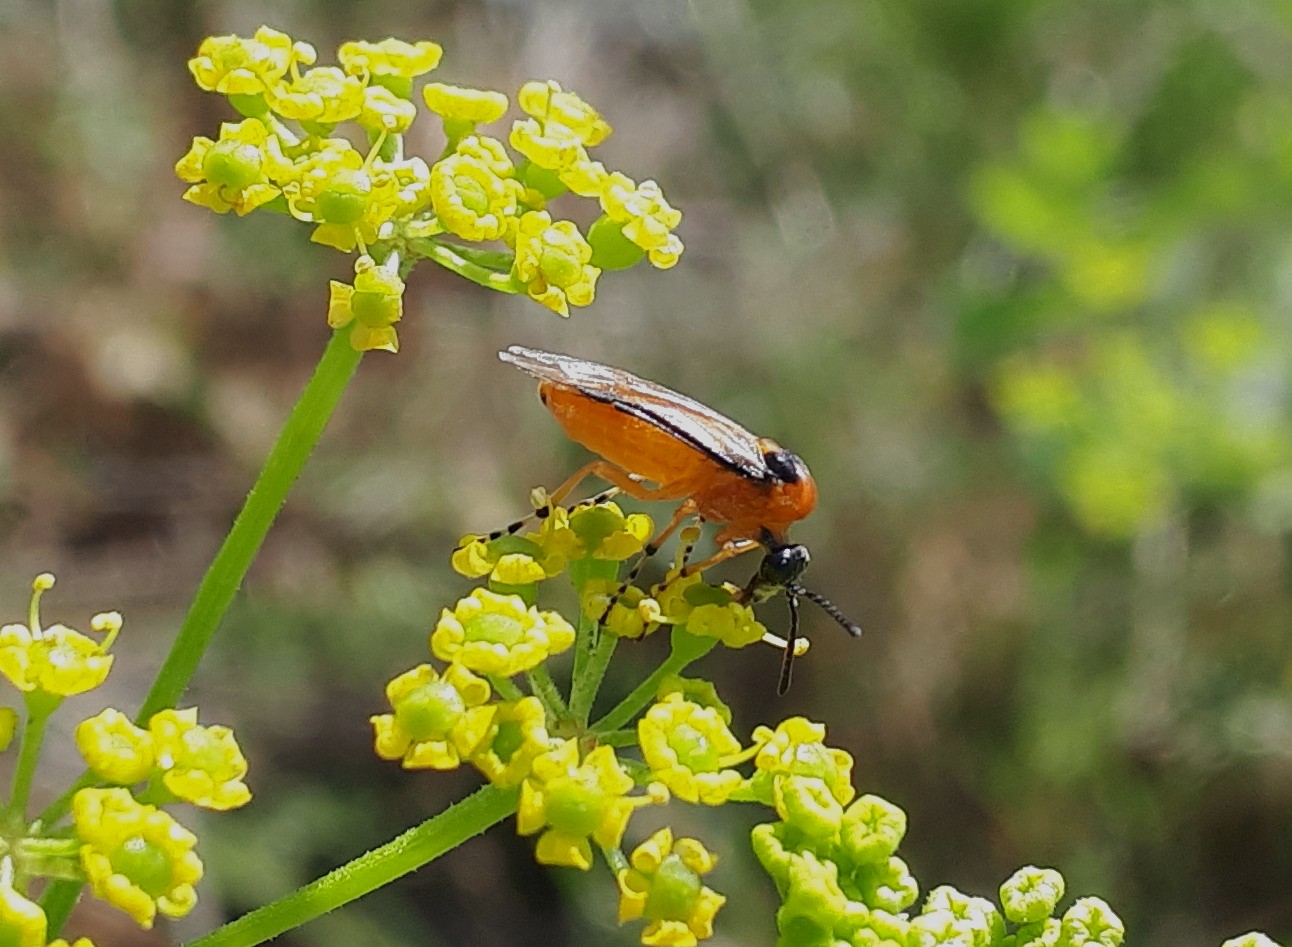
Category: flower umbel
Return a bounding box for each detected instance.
[182,27,685,344]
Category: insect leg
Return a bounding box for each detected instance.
[598,500,698,626]
[457,461,630,550]
[677,538,763,578]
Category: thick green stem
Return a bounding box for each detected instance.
[138,329,362,721]
[186,785,519,947]
[42,329,362,936]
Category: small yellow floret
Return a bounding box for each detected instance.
[338,38,443,79]
[149,708,252,811]
[328,255,405,353]
[517,80,612,146]
[564,501,653,561]
[682,602,765,649]
[188,26,313,96]
[617,828,726,946]
[638,694,744,805]
[174,118,287,216]
[517,740,657,871]
[451,536,560,584]
[76,708,155,785]
[510,211,600,317]
[430,588,576,677]
[581,582,658,640]
[371,663,495,770]
[751,716,855,807]
[0,623,115,698]
[469,695,558,788]
[266,65,366,124]
[430,150,521,242]
[423,83,510,124]
[358,85,418,134]
[0,883,47,947]
[600,174,684,269]
[73,788,203,930]
[509,118,583,172]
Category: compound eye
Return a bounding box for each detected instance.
[764,449,807,483]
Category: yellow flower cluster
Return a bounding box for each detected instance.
[376,490,875,946]
[0,576,252,938]
[178,26,684,350]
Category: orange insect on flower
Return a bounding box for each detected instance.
[498,344,860,693]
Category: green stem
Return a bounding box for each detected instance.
[9,701,54,815]
[569,631,617,726]
[415,241,521,293]
[592,628,716,734]
[137,329,362,722]
[526,665,569,721]
[186,785,519,947]
[600,843,630,876]
[566,557,618,723]
[44,331,364,934]
[488,675,525,702]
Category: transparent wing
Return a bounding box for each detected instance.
[499,345,771,480]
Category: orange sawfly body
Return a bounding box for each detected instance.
[499,344,860,692]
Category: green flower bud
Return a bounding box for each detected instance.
[1056,897,1124,947]
[1001,866,1066,925]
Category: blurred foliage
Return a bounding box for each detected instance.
[1,0,1290,945]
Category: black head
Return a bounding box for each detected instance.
[740,542,863,695]
[747,543,810,603]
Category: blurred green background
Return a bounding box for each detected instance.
[2,0,1291,944]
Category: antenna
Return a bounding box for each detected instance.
[789,582,863,638]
